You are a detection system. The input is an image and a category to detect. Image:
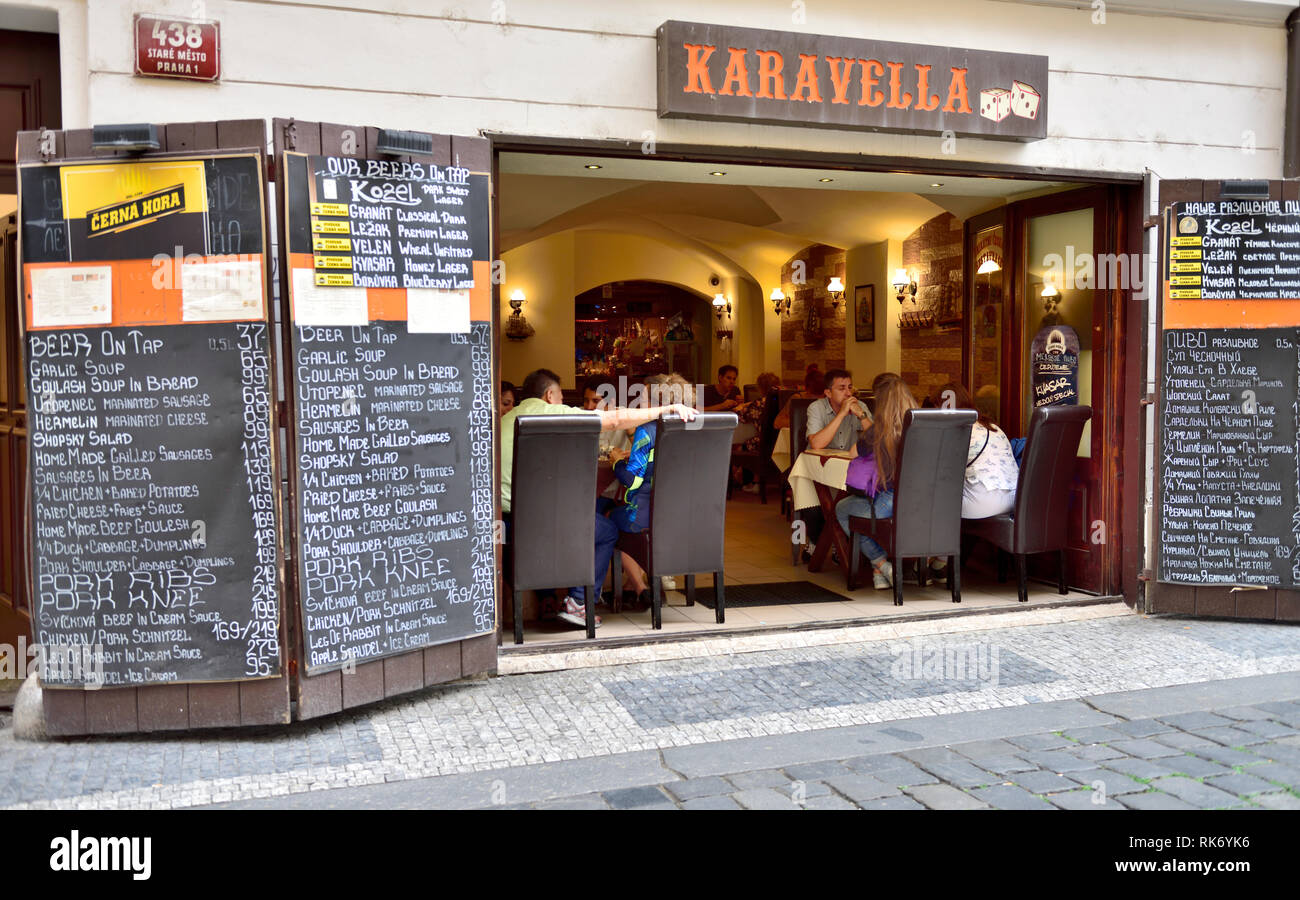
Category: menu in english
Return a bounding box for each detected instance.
[282,152,495,674]
[18,153,282,686]
[306,155,481,291]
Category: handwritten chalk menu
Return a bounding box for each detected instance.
[1158,329,1300,586]
[18,153,282,686]
[283,152,494,674]
[306,155,482,291]
[1167,201,1300,300]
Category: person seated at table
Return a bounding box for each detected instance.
[935,382,1018,520]
[834,375,919,589]
[500,368,697,628]
[597,374,696,606]
[583,374,630,456]
[775,367,824,430]
[807,368,869,451]
[732,371,781,490]
[500,381,519,414]
[701,364,741,411]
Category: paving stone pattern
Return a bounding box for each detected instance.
[1,614,1298,810]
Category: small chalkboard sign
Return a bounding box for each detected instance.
[281,151,495,674]
[18,152,283,686]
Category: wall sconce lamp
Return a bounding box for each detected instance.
[976,256,1002,275]
[892,268,917,304]
[826,277,845,310]
[712,292,731,320]
[1040,280,1059,299]
[505,288,535,341]
[770,288,789,317]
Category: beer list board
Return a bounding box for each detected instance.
[283,153,494,673]
[19,154,282,685]
[1159,201,1300,587]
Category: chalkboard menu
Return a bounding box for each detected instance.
[1167,200,1300,300]
[1158,201,1300,588]
[282,152,494,674]
[18,153,282,686]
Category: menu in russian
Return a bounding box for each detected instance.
[282,152,494,674]
[18,153,282,686]
[1158,201,1300,587]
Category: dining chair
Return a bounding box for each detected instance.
[786,397,815,560]
[963,405,1092,602]
[846,409,976,605]
[504,414,601,643]
[613,412,736,629]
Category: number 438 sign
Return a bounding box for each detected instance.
[134,14,220,82]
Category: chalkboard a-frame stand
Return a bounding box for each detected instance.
[270,119,497,722]
[16,120,293,735]
[1148,177,1300,622]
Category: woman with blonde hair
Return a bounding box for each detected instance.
[834,374,918,589]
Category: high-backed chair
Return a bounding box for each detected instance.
[963,405,1092,602]
[786,397,815,559]
[846,409,976,605]
[728,388,781,504]
[505,415,601,642]
[613,412,736,629]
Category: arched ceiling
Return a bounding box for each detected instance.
[499,153,1072,286]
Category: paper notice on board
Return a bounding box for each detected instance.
[407,288,470,334]
[182,260,265,321]
[29,266,113,327]
[292,268,368,326]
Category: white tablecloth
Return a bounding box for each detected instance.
[771,428,792,472]
[787,449,853,511]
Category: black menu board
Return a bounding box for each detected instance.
[282,152,494,674]
[1158,201,1300,587]
[1158,329,1300,586]
[1167,200,1300,300]
[18,153,282,686]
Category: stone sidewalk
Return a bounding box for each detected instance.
[208,673,1300,810]
[2,604,1299,810]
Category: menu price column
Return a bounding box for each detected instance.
[238,322,280,677]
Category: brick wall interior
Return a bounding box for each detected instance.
[900,213,964,403]
[779,244,846,387]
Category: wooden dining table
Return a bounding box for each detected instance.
[787,448,856,578]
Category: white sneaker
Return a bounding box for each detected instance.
[661,576,677,592]
[557,595,601,628]
[872,560,894,590]
[742,483,760,493]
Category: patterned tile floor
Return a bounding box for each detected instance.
[2,604,1299,810]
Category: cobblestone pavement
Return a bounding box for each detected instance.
[1,605,1298,810]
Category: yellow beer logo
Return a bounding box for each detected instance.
[87,184,186,237]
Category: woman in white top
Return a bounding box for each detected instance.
[937,382,1019,519]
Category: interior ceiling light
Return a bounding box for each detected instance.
[709,171,726,176]
[976,258,1002,275]
[819,177,834,183]
[930,182,944,188]
[585,164,602,169]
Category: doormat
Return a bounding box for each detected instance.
[694,581,847,610]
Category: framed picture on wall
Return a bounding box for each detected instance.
[854,284,875,342]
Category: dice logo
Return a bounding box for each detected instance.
[979,88,1010,123]
[1010,81,1041,120]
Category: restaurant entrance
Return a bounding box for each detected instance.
[493,142,1143,646]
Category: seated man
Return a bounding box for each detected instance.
[701,364,741,411]
[501,368,697,628]
[806,368,868,451]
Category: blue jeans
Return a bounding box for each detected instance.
[835,490,895,565]
[571,502,620,603]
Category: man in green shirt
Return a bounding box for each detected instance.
[500,368,697,627]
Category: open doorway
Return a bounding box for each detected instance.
[495,148,1137,647]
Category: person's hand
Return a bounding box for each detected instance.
[670,403,698,421]
[847,398,867,419]
[608,446,630,463]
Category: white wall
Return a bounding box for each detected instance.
[2,0,1287,180]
